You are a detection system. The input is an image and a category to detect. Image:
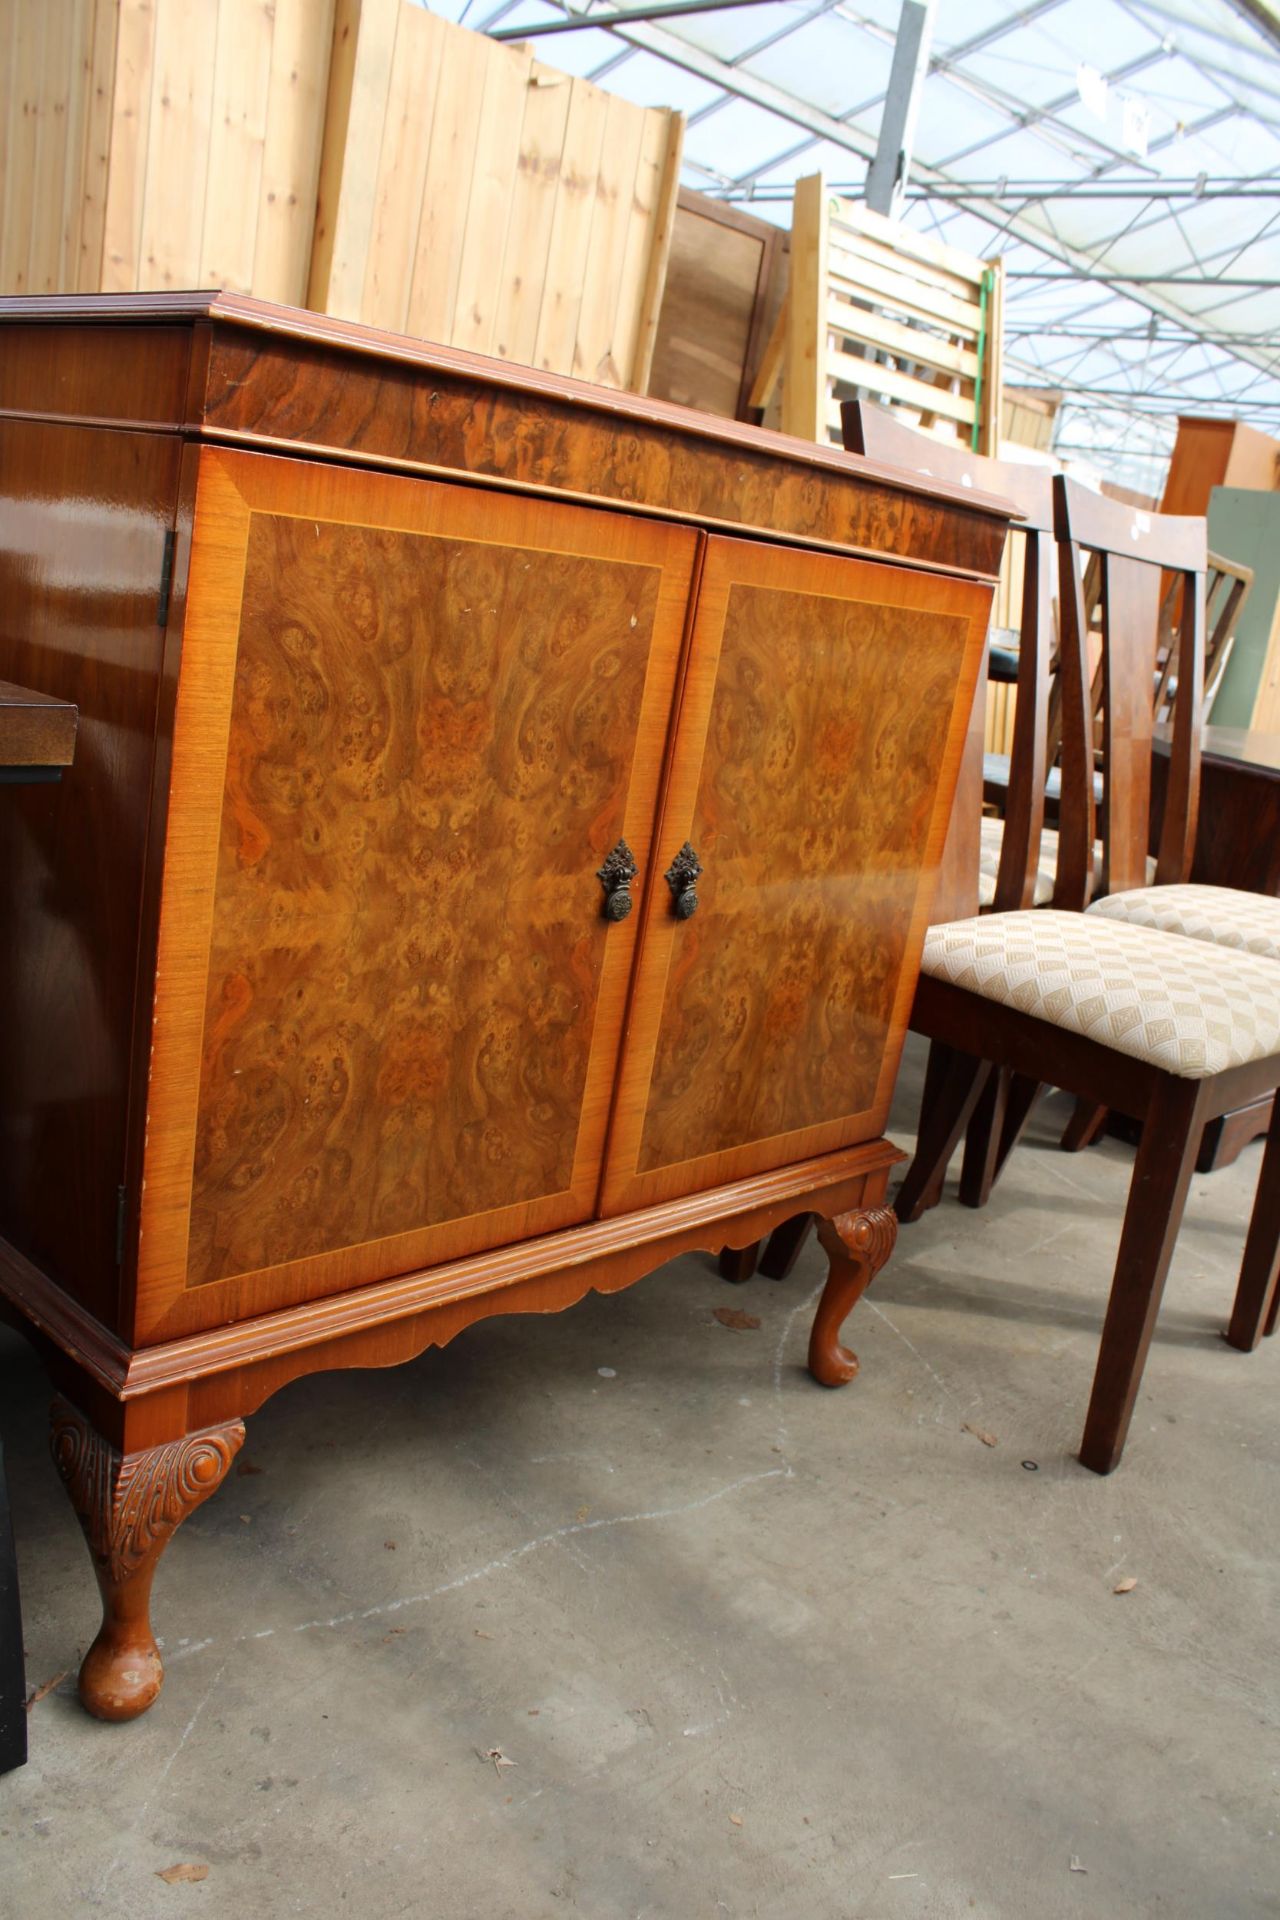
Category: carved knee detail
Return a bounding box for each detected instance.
[809,1205,898,1388]
[50,1400,244,1722]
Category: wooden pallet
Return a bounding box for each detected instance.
[754,175,1003,456]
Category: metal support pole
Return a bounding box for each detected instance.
[864,0,935,220]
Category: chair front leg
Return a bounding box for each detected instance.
[1225,1086,1280,1351]
[1079,1076,1205,1475]
[895,1044,993,1225]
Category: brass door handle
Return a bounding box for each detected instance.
[664,842,702,919]
[597,840,638,921]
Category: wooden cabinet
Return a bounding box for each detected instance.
[0,292,1013,1724]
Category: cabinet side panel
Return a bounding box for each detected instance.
[0,418,179,1327]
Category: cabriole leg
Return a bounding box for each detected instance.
[809,1207,898,1387]
[50,1399,244,1722]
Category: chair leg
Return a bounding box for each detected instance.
[1061,1099,1108,1153]
[1079,1076,1204,1475]
[959,1066,1011,1209]
[719,1243,761,1284]
[990,1073,1043,1185]
[895,1045,993,1225]
[758,1214,813,1280]
[1224,1090,1280,1351]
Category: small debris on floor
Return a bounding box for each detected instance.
[24,1670,68,1712]
[713,1307,761,1331]
[1069,1857,1088,1874]
[597,1367,617,1378]
[475,1629,493,1639]
[235,1459,263,1477]
[962,1423,998,1447]
[1113,1576,1138,1594]
[575,1506,590,1522]
[385,1540,397,1550]
[478,1746,517,1777]
[728,1811,744,1827]
[156,1864,210,1884]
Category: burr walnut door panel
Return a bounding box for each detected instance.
[599,535,992,1216]
[134,448,698,1342]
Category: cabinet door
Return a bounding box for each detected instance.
[600,534,991,1215]
[135,449,697,1341]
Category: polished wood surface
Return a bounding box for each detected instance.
[601,536,989,1214]
[0,419,181,1328]
[0,680,78,768]
[1152,722,1280,897]
[0,294,1014,1717]
[139,449,697,1339]
[0,292,1014,582]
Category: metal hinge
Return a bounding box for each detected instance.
[115,1185,128,1267]
[157,528,176,629]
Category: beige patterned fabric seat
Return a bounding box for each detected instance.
[1088,883,1280,965]
[921,910,1280,1078]
[977,817,1154,909]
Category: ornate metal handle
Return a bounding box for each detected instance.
[597,840,637,921]
[664,841,702,919]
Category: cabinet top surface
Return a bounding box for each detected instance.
[0,290,1018,530]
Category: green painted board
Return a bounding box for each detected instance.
[1208,486,1280,727]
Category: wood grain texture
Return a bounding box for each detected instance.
[0,416,180,1330]
[0,681,78,767]
[601,536,991,1213]
[135,447,697,1341]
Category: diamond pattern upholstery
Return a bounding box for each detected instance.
[921,910,1280,1078]
[977,818,1154,909]
[1088,883,1280,965]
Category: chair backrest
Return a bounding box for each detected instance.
[1053,478,1206,907]
[842,400,1052,913]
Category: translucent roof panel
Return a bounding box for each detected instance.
[444,0,1280,494]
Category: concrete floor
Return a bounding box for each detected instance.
[1,1037,1276,1920]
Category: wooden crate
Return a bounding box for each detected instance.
[0,0,332,301]
[308,0,683,390]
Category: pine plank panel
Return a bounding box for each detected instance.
[782,172,828,440]
[450,37,534,355]
[2,2,44,294]
[571,89,646,386]
[405,19,490,346]
[828,349,976,426]
[532,75,610,375]
[202,0,273,293]
[491,61,572,366]
[76,0,119,290]
[101,0,156,291]
[827,296,979,379]
[135,0,218,289]
[306,0,398,319]
[28,0,72,294]
[360,0,442,332]
[252,0,332,303]
[55,0,93,292]
[827,242,981,333]
[628,105,683,395]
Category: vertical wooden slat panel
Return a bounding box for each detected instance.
[404,23,489,346]
[450,38,534,355]
[490,61,572,367]
[2,2,46,293]
[362,1,444,333]
[532,76,610,374]
[307,0,398,318]
[56,0,93,292]
[77,0,121,290]
[253,0,333,303]
[782,172,828,440]
[202,0,272,292]
[29,0,73,293]
[101,0,158,291]
[571,90,645,387]
[628,106,683,394]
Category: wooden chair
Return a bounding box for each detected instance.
[889,478,1280,1471]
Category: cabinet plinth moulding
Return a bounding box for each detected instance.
[0,291,1015,1723]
